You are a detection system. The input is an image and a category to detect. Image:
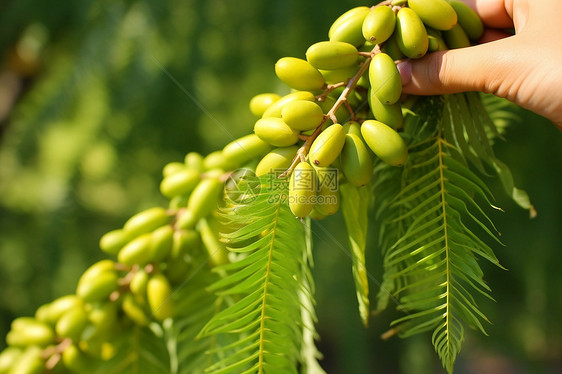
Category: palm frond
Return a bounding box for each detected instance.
[197,176,315,373]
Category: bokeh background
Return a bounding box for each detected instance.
[0,0,561,373]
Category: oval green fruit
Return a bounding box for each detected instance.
[341,133,373,187]
[262,91,315,118]
[160,168,200,199]
[449,1,484,40]
[184,152,204,171]
[369,52,402,105]
[289,162,317,218]
[314,167,340,216]
[63,344,95,373]
[99,229,130,256]
[362,5,396,43]
[203,150,233,171]
[329,6,371,47]
[361,120,408,166]
[408,0,457,30]
[426,28,448,51]
[162,162,185,177]
[275,57,325,91]
[249,93,281,117]
[123,207,169,240]
[187,176,223,221]
[309,124,346,167]
[170,229,199,259]
[79,260,115,283]
[7,318,54,348]
[317,96,350,125]
[395,8,429,59]
[255,146,298,177]
[117,233,152,266]
[42,295,82,326]
[148,225,174,263]
[368,88,404,129]
[76,270,118,303]
[343,121,361,136]
[0,347,21,373]
[306,41,358,70]
[129,269,149,297]
[9,346,43,374]
[147,274,173,321]
[55,305,88,341]
[222,134,271,168]
[381,33,405,60]
[87,302,118,336]
[121,294,149,326]
[254,117,299,147]
[319,65,358,84]
[443,23,471,49]
[281,100,324,132]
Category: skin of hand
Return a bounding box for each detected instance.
[398,0,562,130]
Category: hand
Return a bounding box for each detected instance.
[398,0,562,130]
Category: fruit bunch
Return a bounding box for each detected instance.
[0,1,489,372]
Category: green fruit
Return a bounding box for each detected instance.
[117,233,152,266]
[308,124,346,167]
[361,120,408,166]
[121,294,149,326]
[396,8,429,59]
[87,302,118,336]
[426,28,448,51]
[170,229,199,259]
[0,347,21,373]
[308,208,327,220]
[42,295,82,326]
[443,23,471,49]
[7,318,55,348]
[62,344,95,373]
[369,52,402,105]
[123,207,169,239]
[314,167,340,216]
[203,150,233,171]
[184,152,204,171]
[368,88,404,129]
[55,305,88,341]
[275,57,325,91]
[319,65,359,84]
[341,133,373,187]
[381,33,405,60]
[408,0,457,30]
[254,117,299,147]
[187,177,223,221]
[362,5,396,43]
[160,168,200,198]
[343,121,361,136]
[198,217,229,267]
[76,270,119,303]
[289,162,317,218]
[222,134,271,167]
[255,146,299,177]
[147,274,173,321]
[449,1,484,40]
[317,96,350,125]
[149,225,173,263]
[281,100,324,131]
[262,91,315,118]
[130,269,149,297]
[99,229,130,256]
[249,93,281,117]
[329,6,371,47]
[162,162,185,177]
[176,208,196,230]
[9,346,43,374]
[306,41,358,70]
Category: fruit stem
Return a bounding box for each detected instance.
[279,44,381,178]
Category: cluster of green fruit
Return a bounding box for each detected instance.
[0,1,487,372]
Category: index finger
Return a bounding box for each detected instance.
[458,0,514,29]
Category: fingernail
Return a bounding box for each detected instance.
[397,60,411,86]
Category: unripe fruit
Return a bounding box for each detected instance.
[275,57,325,91]
[79,260,115,281]
[222,134,271,168]
[249,93,281,117]
[149,225,174,263]
[368,88,404,129]
[121,294,149,326]
[147,274,173,321]
[343,121,361,137]
[443,24,471,49]
[160,168,200,198]
[198,217,229,267]
[289,162,317,218]
[7,318,55,348]
[395,8,429,59]
[329,6,371,47]
[361,120,408,166]
[408,0,457,30]
[306,41,358,70]
[362,5,396,44]
[255,146,299,177]
[117,233,152,266]
[99,229,130,256]
[63,344,95,373]
[309,124,346,167]
[262,91,315,118]
[426,28,448,51]
[449,1,484,40]
[0,347,21,373]
[187,176,223,221]
[254,117,299,147]
[10,346,43,374]
[184,152,204,171]
[162,162,185,177]
[55,305,88,341]
[130,269,149,297]
[87,302,118,336]
[42,295,82,326]
[369,53,402,105]
[170,229,199,259]
[308,208,327,221]
[381,34,405,60]
[123,207,169,240]
[341,133,373,187]
[314,167,341,216]
[318,96,351,125]
[281,100,324,132]
[319,65,358,84]
[203,150,233,171]
[76,269,119,303]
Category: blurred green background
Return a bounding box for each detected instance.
[0,0,561,373]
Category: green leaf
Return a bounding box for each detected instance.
[340,183,371,327]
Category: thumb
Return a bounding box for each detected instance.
[398,36,516,96]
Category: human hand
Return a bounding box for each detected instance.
[398,0,562,130]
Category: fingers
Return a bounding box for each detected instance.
[461,0,514,28]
